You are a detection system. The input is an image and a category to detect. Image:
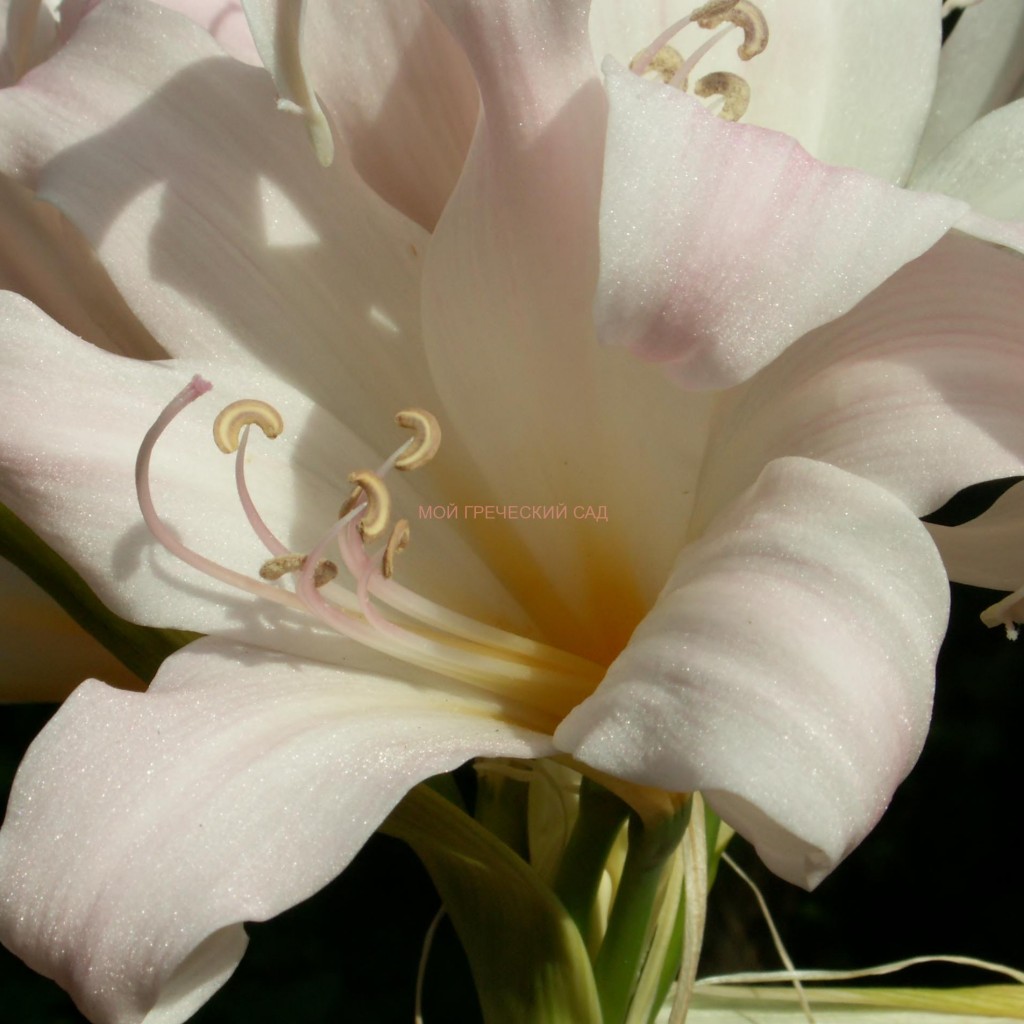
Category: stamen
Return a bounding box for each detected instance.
[259,554,305,579]
[259,553,338,587]
[637,45,686,86]
[696,0,768,61]
[139,377,605,723]
[670,25,733,90]
[233,425,290,556]
[382,519,410,579]
[695,71,751,121]
[213,399,284,453]
[348,470,391,542]
[630,0,740,77]
[135,377,304,612]
[394,409,441,471]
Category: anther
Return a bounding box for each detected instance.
[213,400,284,454]
[382,519,410,579]
[630,44,686,85]
[696,0,768,61]
[393,409,441,471]
[260,553,338,587]
[348,470,391,542]
[695,71,751,121]
[260,554,306,580]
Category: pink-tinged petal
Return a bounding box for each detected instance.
[154,0,259,64]
[0,0,438,457]
[910,98,1024,250]
[556,457,948,889]
[0,637,556,1024]
[0,295,534,649]
[915,0,1024,170]
[595,62,965,390]
[590,0,940,183]
[693,233,1024,528]
[927,480,1024,591]
[243,0,478,230]
[0,559,143,701]
[0,175,163,358]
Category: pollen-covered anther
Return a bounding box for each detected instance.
[393,409,441,471]
[630,44,686,85]
[697,0,768,60]
[348,470,391,542]
[382,519,410,579]
[260,554,338,587]
[213,399,284,454]
[696,71,751,121]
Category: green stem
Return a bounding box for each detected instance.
[553,776,630,946]
[594,803,692,1024]
[384,784,602,1024]
[0,503,198,682]
[475,769,530,859]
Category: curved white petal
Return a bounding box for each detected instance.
[0,294,534,648]
[0,559,143,701]
[915,0,1024,171]
[0,637,556,1024]
[911,98,1024,241]
[156,0,259,64]
[417,0,707,656]
[244,0,478,229]
[0,0,438,456]
[927,479,1024,591]
[694,233,1024,527]
[0,174,163,358]
[556,457,948,889]
[589,0,940,182]
[595,62,965,389]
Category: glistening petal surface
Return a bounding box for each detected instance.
[556,457,948,889]
[693,233,1024,526]
[914,0,1024,171]
[595,62,965,389]
[0,638,555,1024]
[0,0,438,458]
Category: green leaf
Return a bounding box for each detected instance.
[383,783,603,1024]
[688,983,1024,1021]
[0,502,198,683]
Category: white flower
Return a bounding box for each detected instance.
[0,2,1022,1021]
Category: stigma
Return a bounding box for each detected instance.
[630,0,768,122]
[135,376,603,718]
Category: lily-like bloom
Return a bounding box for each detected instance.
[1,1,1024,1021]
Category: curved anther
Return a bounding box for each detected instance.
[393,409,441,471]
[260,554,339,587]
[260,554,306,580]
[697,0,768,60]
[630,44,686,85]
[382,519,410,579]
[695,71,751,121]
[348,470,391,542]
[213,399,284,454]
